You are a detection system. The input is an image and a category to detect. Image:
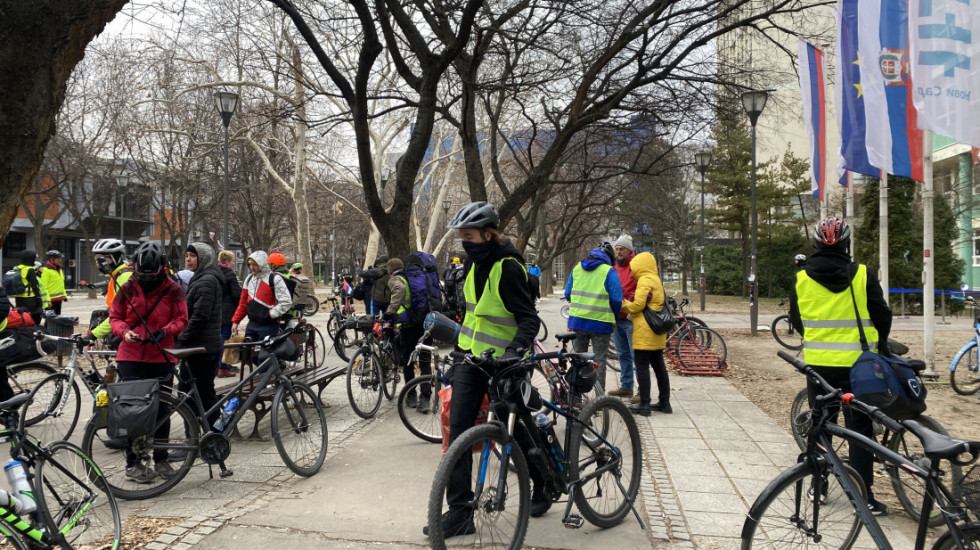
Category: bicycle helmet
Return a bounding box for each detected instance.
[599,241,615,263]
[794,254,807,262]
[45,250,63,259]
[269,251,287,268]
[814,217,851,248]
[447,201,499,229]
[92,238,126,272]
[132,242,167,281]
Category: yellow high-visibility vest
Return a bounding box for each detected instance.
[796,264,878,367]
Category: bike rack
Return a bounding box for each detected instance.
[664,334,729,376]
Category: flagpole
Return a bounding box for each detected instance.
[879,172,889,304]
[923,130,936,377]
[846,176,855,256]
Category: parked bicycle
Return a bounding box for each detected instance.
[0,392,121,549]
[662,294,726,370]
[770,297,803,351]
[427,349,644,549]
[742,350,980,549]
[323,296,357,362]
[949,293,980,395]
[81,319,328,500]
[345,315,400,419]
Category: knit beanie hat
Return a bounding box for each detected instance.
[612,234,633,252]
[387,258,404,273]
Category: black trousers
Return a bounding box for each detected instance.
[635,349,669,406]
[398,324,431,399]
[179,352,220,428]
[117,361,174,464]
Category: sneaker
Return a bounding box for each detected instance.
[868,498,888,516]
[406,391,418,409]
[154,460,177,479]
[226,365,240,374]
[423,511,475,537]
[216,368,235,378]
[628,404,651,417]
[416,397,430,414]
[607,387,634,398]
[629,394,641,404]
[650,401,673,414]
[125,464,157,484]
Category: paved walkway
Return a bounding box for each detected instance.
[51,295,922,548]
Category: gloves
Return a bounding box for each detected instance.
[501,348,521,362]
[80,333,97,346]
[382,311,396,322]
[86,283,97,289]
[149,329,167,343]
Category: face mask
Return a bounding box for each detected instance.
[461,240,493,263]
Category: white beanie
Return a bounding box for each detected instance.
[613,234,633,252]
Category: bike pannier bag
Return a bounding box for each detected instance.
[849,351,926,420]
[106,378,160,439]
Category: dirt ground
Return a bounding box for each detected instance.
[701,296,980,540]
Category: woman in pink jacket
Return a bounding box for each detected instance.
[109,242,188,483]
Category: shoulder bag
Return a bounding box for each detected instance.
[642,282,675,335]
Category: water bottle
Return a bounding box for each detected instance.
[4,460,35,513]
[0,489,23,514]
[544,364,560,386]
[534,413,551,430]
[213,397,239,432]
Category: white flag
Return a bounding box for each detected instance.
[909,0,980,147]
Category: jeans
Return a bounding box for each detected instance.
[571,330,610,391]
[372,301,389,316]
[612,319,635,390]
[244,322,280,342]
[635,349,669,406]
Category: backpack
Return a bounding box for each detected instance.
[400,252,442,325]
[443,264,466,318]
[269,272,309,309]
[2,269,27,296]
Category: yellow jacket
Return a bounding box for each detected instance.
[621,252,666,351]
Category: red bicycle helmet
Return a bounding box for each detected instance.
[814,217,851,247]
[269,251,287,267]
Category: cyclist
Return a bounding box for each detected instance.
[8,250,49,325]
[109,242,188,483]
[40,250,67,315]
[269,251,288,276]
[230,251,292,342]
[794,253,807,270]
[87,238,134,344]
[424,201,543,538]
[789,216,892,515]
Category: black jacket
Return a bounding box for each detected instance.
[219,265,242,326]
[180,244,225,354]
[463,241,539,354]
[789,248,892,356]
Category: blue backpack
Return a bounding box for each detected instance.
[399,252,442,325]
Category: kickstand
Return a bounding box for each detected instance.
[614,475,646,530]
[207,463,214,480]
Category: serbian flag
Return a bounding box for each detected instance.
[857,0,925,181]
[342,280,352,293]
[836,0,879,178]
[798,39,827,200]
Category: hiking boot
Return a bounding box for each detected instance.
[607,387,634,398]
[154,460,177,479]
[216,368,235,378]
[650,400,673,414]
[868,498,889,516]
[629,394,641,404]
[406,390,418,409]
[530,488,552,518]
[628,404,651,417]
[422,511,475,538]
[416,396,430,414]
[125,464,156,484]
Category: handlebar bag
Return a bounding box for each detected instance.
[106,378,160,439]
[850,351,927,421]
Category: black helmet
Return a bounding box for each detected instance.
[599,241,615,263]
[447,201,499,229]
[132,242,166,280]
[45,250,63,259]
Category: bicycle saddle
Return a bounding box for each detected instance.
[554,332,578,344]
[164,347,208,359]
[0,393,29,413]
[904,419,980,464]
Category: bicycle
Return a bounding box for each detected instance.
[397,338,452,444]
[949,295,980,395]
[0,392,121,549]
[6,361,58,404]
[742,350,980,549]
[770,297,803,351]
[665,300,726,371]
[427,349,644,550]
[345,315,399,419]
[323,296,357,362]
[80,320,328,500]
[281,313,328,371]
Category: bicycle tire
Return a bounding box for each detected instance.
[81,392,200,500]
[398,375,442,443]
[887,414,961,527]
[568,396,641,528]
[607,337,620,370]
[301,294,319,316]
[536,316,548,342]
[304,326,327,370]
[931,521,980,549]
[382,346,399,401]
[35,440,122,549]
[6,361,57,395]
[20,372,81,445]
[333,325,356,363]
[741,459,865,548]
[789,388,809,452]
[674,326,727,370]
[345,348,383,419]
[771,314,803,351]
[271,381,328,477]
[0,523,30,549]
[683,316,709,329]
[427,423,530,550]
[326,312,340,340]
[950,341,980,395]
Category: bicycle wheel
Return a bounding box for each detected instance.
[568,396,641,528]
[607,337,620,370]
[333,325,356,363]
[536,316,548,342]
[950,341,980,395]
[304,326,327,370]
[428,423,530,550]
[326,312,340,339]
[398,375,442,443]
[741,460,865,548]
[674,326,727,369]
[19,373,81,445]
[684,316,709,329]
[382,349,399,401]
[887,414,961,527]
[81,392,199,500]
[302,294,319,316]
[789,388,809,452]
[6,361,57,395]
[932,522,980,549]
[35,440,122,548]
[771,314,803,351]
[0,524,30,549]
[271,381,328,477]
[345,348,383,419]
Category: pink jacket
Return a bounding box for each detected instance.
[110,278,188,363]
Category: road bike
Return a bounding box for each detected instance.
[949,294,980,395]
[742,350,980,549]
[345,315,399,419]
[770,297,803,351]
[0,392,121,549]
[80,320,328,500]
[427,349,644,550]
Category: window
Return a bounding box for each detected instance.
[973,230,980,266]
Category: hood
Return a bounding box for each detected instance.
[579,247,612,271]
[248,250,272,277]
[484,240,525,266]
[187,242,216,270]
[630,252,659,279]
[804,248,853,293]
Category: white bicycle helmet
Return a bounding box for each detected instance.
[92,238,126,273]
[794,254,807,262]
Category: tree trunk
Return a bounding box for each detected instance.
[0,1,128,245]
[291,48,314,275]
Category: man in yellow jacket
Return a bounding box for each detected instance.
[40,250,67,315]
[8,250,49,325]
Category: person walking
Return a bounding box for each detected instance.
[789,216,892,515]
[8,250,49,325]
[216,250,242,377]
[607,235,637,399]
[177,243,224,428]
[230,251,293,342]
[621,252,671,416]
[425,202,544,538]
[109,242,188,482]
[564,242,622,392]
[40,250,67,315]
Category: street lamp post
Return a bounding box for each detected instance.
[116,174,129,247]
[741,90,769,336]
[213,91,239,248]
[442,199,451,263]
[694,151,712,312]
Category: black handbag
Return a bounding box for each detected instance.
[642,283,675,335]
[106,378,160,439]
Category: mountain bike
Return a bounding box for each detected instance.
[742,350,980,549]
[80,321,328,500]
[427,349,644,550]
[0,392,121,549]
[345,315,399,419]
[770,297,803,351]
[950,295,980,395]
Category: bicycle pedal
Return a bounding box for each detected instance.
[219,466,234,478]
[562,514,585,529]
